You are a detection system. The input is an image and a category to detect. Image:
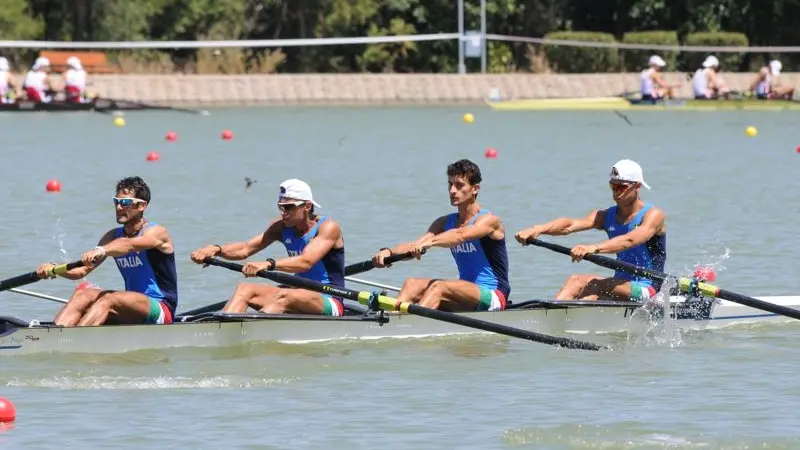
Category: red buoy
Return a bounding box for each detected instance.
[0,397,16,423]
[221,129,233,140]
[484,148,498,159]
[45,179,62,192]
[146,151,161,162]
[165,131,177,141]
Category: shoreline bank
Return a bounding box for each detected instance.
[71,72,797,106]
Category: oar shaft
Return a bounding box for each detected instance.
[529,238,800,321]
[344,251,417,276]
[205,258,605,351]
[179,253,414,317]
[0,261,83,292]
[344,276,401,292]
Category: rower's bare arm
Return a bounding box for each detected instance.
[528,210,604,237]
[275,220,341,273]
[43,229,115,280]
[595,208,665,254]
[386,216,447,255]
[217,222,280,261]
[428,214,500,248]
[101,225,170,257]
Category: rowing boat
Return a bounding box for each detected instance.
[2,294,797,355]
[485,97,800,111]
[0,98,189,113]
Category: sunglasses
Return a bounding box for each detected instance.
[609,181,636,193]
[113,197,145,207]
[278,200,305,213]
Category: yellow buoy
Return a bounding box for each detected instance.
[745,126,757,137]
[463,113,474,123]
[114,117,125,127]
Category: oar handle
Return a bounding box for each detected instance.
[0,260,84,292]
[203,257,605,351]
[528,238,800,321]
[527,238,665,281]
[344,251,418,276]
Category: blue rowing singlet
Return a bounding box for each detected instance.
[443,210,511,298]
[112,222,178,314]
[602,203,666,289]
[280,216,345,287]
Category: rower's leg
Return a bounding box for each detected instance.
[260,289,334,315]
[555,274,601,300]
[77,290,152,326]
[577,277,632,301]
[54,288,103,326]
[416,279,486,312]
[395,277,434,305]
[222,282,281,313]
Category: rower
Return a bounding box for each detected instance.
[371,159,510,312]
[190,179,346,316]
[750,60,795,100]
[23,57,53,103]
[639,55,677,103]
[692,55,731,100]
[35,176,178,326]
[0,57,21,104]
[63,56,87,103]
[514,159,667,302]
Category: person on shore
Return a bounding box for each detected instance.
[692,55,731,100]
[640,55,678,102]
[750,60,795,100]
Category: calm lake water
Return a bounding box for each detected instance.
[0,106,799,449]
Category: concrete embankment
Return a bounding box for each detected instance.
[75,72,795,106]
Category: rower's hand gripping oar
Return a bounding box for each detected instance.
[178,252,416,317]
[344,250,420,276]
[0,261,84,292]
[203,257,606,351]
[526,238,800,321]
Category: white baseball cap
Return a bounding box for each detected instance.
[610,159,651,190]
[0,57,8,71]
[278,179,321,208]
[648,55,666,67]
[66,56,82,69]
[769,60,782,75]
[33,56,49,70]
[702,55,719,68]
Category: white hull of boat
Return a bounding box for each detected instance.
[1,295,798,355]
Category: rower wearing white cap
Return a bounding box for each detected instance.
[0,57,21,104]
[63,56,87,103]
[639,55,677,103]
[515,159,667,303]
[692,55,730,99]
[23,56,53,103]
[190,179,347,316]
[750,59,795,100]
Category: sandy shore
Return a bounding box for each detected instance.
[70,72,797,106]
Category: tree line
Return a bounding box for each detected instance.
[1,0,796,73]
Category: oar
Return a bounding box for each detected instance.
[9,288,68,304]
[118,100,210,116]
[204,258,606,351]
[0,261,84,292]
[178,252,417,317]
[526,238,800,321]
[344,251,418,276]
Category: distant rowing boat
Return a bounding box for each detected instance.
[485,97,800,111]
[1,294,797,355]
[0,98,207,115]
